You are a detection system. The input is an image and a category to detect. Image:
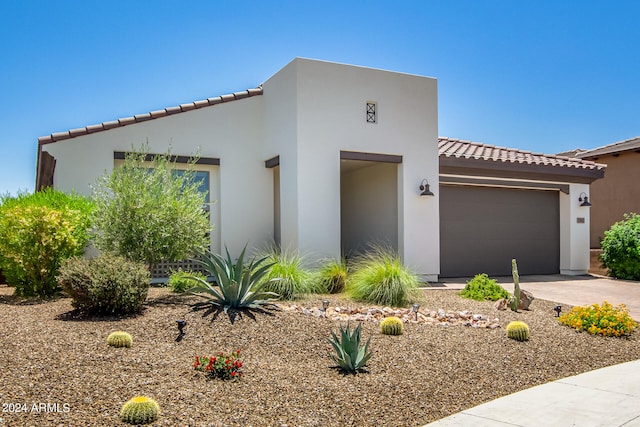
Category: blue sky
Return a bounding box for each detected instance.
[1,1,638,196]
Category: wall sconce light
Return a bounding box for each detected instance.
[578,192,592,207]
[419,179,434,196]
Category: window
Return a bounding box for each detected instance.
[366,102,377,123]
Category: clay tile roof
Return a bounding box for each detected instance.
[573,136,640,159]
[38,86,264,144]
[438,137,605,171]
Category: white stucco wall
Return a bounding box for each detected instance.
[559,184,591,275]
[42,96,273,256]
[41,58,440,277]
[262,58,440,278]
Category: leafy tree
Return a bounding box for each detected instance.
[91,146,211,266]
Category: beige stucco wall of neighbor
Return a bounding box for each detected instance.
[559,183,591,275]
[262,58,440,279]
[587,153,640,248]
[340,162,398,256]
[42,96,273,256]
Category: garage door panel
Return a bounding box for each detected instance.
[440,185,560,277]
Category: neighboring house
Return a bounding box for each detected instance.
[35,58,605,280]
[568,137,640,248]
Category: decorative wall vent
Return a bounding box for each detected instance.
[366,102,377,123]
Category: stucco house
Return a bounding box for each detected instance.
[35,58,605,280]
[564,137,640,249]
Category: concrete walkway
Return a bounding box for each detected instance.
[424,359,640,427]
[424,274,640,427]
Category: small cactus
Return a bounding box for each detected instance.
[380,316,404,335]
[506,321,530,342]
[120,396,160,425]
[107,331,133,348]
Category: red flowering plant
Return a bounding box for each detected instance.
[193,349,243,380]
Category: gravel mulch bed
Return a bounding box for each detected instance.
[1,285,639,427]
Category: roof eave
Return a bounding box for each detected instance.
[439,156,606,184]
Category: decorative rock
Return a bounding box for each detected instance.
[286,303,498,328]
[494,298,509,311]
[519,289,535,310]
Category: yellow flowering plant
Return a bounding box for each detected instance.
[558,301,638,337]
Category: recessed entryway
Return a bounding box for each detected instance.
[340,154,399,257]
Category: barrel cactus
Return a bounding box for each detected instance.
[120,396,160,425]
[506,321,530,342]
[107,331,133,348]
[380,316,404,335]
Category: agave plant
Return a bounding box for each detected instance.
[327,321,372,373]
[187,246,280,313]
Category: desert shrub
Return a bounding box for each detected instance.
[459,273,509,301]
[345,246,421,307]
[259,248,316,299]
[168,269,206,293]
[91,145,211,266]
[314,259,347,294]
[58,253,150,315]
[600,213,640,280]
[558,301,638,337]
[0,189,94,297]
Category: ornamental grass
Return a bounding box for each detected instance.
[345,246,421,307]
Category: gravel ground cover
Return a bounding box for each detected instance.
[1,285,639,427]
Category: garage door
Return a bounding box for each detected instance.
[440,185,560,277]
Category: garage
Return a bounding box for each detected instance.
[440,184,560,277]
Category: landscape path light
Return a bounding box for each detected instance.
[553,305,562,317]
[322,300,330,317]
[176,319,187,334]
[412,303,420,320]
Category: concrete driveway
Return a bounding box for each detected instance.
[434,274,640,320]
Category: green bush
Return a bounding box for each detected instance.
[345,246,421,307]
[0,189,94,297]
[58,253,150,315]
[600,213,640,280]
[259,248,316,299]
[168,269,206,293]
[91,145,211,266]
[314,259,347,294]
[459,273,509,301]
